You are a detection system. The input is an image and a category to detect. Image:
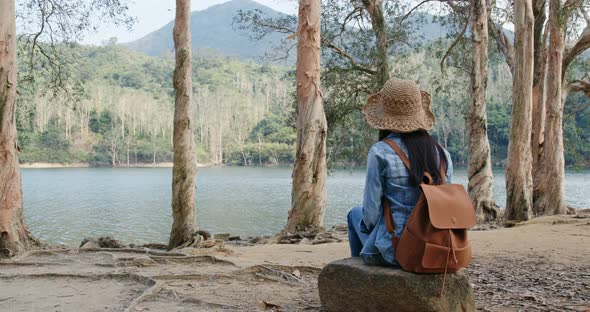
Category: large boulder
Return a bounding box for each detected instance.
[318,257,475,312]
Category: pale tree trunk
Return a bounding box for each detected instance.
[534,0,566,215]
[0,0,38,257]
[504,0,534,221]
[362,0,389,87]
[169,0,198,249]
[468,0,498,222]
[285,0,328,234]
[531,0,548,191]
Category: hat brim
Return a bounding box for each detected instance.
[361,90,435,133]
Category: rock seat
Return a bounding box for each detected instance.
[318,257,475,312]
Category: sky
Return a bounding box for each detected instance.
[84,0,297,45]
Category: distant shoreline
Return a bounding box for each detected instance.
[20,162,212,169]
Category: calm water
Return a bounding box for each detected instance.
[21,167,590,245]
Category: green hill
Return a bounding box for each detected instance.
[126,0,286,59]
[125,0,465,61]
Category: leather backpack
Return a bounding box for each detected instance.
[382,139,477,295]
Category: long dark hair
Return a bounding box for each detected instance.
[379,130,447,185]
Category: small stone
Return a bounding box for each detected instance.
[79,236,125,248]
[318,258,475,312]
[213,233,231,241]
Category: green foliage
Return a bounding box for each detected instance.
[17,43,294,167]
[15,29,589,168]
[249,113,296,145]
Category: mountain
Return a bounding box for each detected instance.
[126,0,511,61]
[126,0,286,59]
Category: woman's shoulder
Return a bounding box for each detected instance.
[368,138,406,164]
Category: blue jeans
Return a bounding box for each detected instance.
[347,206,368,257]
[347,206,397,267]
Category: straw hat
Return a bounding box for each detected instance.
[362,78,435,132]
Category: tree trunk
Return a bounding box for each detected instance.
[0,0,38,257]
[504,0,534,222]
[468,0,498,222]
[531,0,549,214]
[169,0,198,249]
[534,0,566,215]
[362,0,389,87]
[285,0,328,234]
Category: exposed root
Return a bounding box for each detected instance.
[248,265,306,286]
[0,261,70,267]
[148,255,235,266]
[133,243,168,250]
[152,273,214,280]
[0,272,155,283]
[80,247,187,257]
[12,249,66,261]
[170,230,212,250]
[276,224,346,245]
[124,280,163,312]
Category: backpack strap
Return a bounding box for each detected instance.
[382,195,399,249]
[381,139,406,247]
[383,139,410,170]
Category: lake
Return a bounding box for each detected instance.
[21,167,590,246]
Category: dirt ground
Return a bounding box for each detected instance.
[1,215,589,312]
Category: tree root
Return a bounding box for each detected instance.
[148,255,235,266]
[124,280,163,312]
[0,261,71,267]
[80,247,187,257]
[275,225,345,245]
[11,249,66,261]
[151,273,214,280]
[251,265,304,286]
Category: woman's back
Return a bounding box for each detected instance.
[364,131,453,236]
[348,78,454,267]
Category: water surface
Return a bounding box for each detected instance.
[21,167,589,245]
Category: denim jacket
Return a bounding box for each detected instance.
[359,132,453,265]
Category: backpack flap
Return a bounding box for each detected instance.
[420,184,477,229]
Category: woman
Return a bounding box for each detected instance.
[348,78,453,267]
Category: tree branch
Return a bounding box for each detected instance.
[488,17,515,74]
[320,37,376,75]
[440,8,471,72]
[567,78,590,96]
[565,102,590,118]
[401,0,436,22]
[563,26,590,76]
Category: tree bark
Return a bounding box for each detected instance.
[468,0,498,222]
[285,0,328,234]
[531,0,549,214]
[362,0,389,87]
[504,0,534,221]
[0,0,38,257]
[169,0,198,249]
[534,0,567,215]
